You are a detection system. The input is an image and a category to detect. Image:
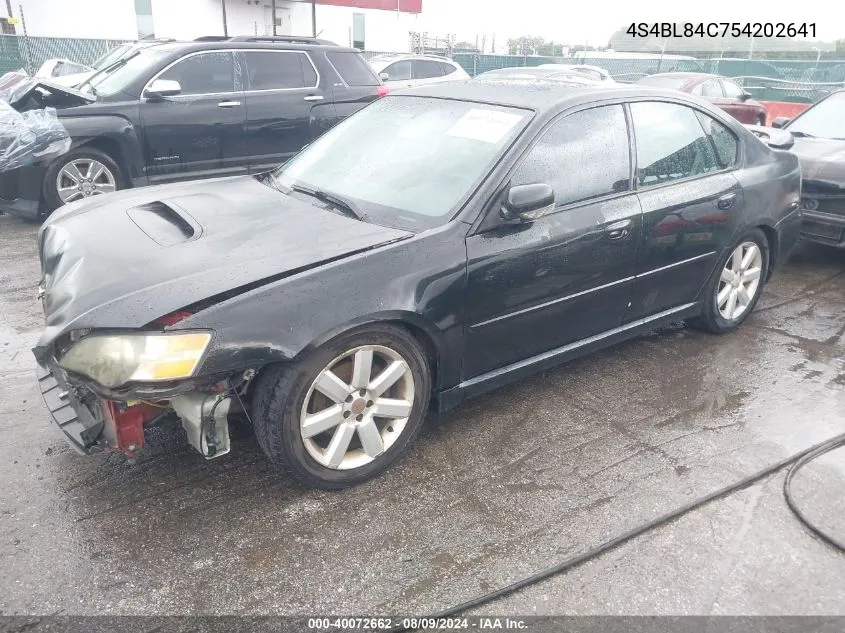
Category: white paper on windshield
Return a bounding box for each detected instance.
[446,109,522,144]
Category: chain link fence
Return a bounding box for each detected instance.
[0,35,131,76]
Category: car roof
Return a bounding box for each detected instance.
[400,79,678,111]
[369,53,455,62]
[476,68,598,84]
[135,39,360,55]
[644,72,717,82]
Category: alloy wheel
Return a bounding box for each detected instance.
[56,159,116,204]
[716,241,763,321]
[300,345,415,470]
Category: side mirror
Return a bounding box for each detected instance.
[772,117,791,129]
[501,183,555,222]
[379,72,389,82]
[144,79,182,99]
[739,92,753,101]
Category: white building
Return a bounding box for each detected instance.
[2,0,424,53]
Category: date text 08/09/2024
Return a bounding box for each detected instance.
[306,618,528,630]
[627,23,816,38]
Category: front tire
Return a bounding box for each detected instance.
[691,229,769,334]
[42,147,124,213]
[252,324,431,490]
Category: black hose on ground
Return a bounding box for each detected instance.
[783,436,845,553]
[393,432,845,630]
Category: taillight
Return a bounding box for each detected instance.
[376,85,389,98]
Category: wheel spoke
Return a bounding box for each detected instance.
[373,397,412,419]
[89,163,106,182]
[59,190,84,203]
[741,244,759,270]
[314,369,351,403]
[737,285,753,306]
[725,289,738,319]
[368,360,407,397]
[742,267,761,283]
[732,247,743,271]
[301,404,344,439]
[92,184,115,194]
[350,349,373,389]
[720,267,735,284]
[61,162,83,184]
[324,423,355,468]
[357,419,384,458]
[717,284,732,308]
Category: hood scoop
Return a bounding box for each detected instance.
[127,200,202,246]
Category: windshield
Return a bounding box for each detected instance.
[788,92,845,140]
[87,49,170,97]
[92,44,132,70]
[639,75,694,91]
[272,96,530,230]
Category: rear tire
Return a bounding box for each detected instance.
[252,324,431,490]
[689,228,769,334]
[42,147,125,213]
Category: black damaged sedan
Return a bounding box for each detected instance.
[34,81,801,489]
[769,89,845,247]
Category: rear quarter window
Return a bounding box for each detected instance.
[326,51,379,86]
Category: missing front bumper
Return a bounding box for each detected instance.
[37,360,233,460]
[36,361,104,454]
[171,392,232,460]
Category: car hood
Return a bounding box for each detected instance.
[34,176,412,353]
[789,136,845,188]
[0,71,95,109]
[48,71,96,88]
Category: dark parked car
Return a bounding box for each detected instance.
[638,72,767,125]
[1,36,385,219]
[770,90,845,247]
[35,81,801,489]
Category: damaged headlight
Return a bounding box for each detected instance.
[59,332,212,388]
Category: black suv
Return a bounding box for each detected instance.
[0,36,386,219]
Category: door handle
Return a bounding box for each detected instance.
[717,192,737,210]
[303,95,324,101]
[217,100,241,108]
[606,219,632,241]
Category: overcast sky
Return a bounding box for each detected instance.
[413,0,842,49]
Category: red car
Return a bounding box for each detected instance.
[638,72,767,125]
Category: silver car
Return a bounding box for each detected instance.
[537,64,615,83]
[367,54,470,89]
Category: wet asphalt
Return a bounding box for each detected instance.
[0,212,843,617]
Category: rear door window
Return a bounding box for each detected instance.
[412,60,446,79]
[721,79,745,99]
[326,51,379,86]
[696,79,723,98]
[696,112,739,169]
[630,101,721,187]
[244,51,317,90]
[439,61,458,76]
